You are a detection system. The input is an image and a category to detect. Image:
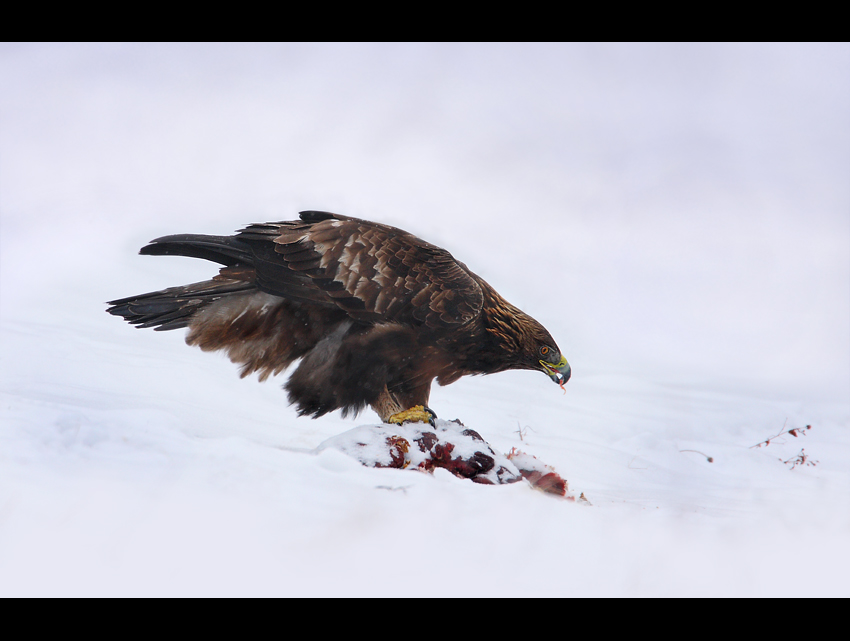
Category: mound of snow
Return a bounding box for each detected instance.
[317,418,574,498]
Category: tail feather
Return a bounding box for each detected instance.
[106,279,256,331]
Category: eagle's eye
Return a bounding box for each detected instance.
[540,346,549,356]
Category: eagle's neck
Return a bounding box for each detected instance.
[483,290,535,352]
[459,287,535,374]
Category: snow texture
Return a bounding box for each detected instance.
[1,43,849,596]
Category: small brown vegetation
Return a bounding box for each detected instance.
[750,420,812,449]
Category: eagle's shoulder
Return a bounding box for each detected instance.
[236,212,484,330]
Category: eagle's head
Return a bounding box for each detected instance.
[515,316,570,387]
[513,315,571,389]
[486,306,571,387]
[536,343,571,388]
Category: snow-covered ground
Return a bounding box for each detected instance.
[2,43,848,596]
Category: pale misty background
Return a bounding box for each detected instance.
[1,43,848,596]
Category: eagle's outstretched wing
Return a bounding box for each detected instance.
[138,211,484,331]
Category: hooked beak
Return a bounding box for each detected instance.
[540,355,571,386]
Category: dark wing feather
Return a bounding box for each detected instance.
[106,277,256,331]
[236,212,484,330]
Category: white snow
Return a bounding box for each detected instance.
[1,43,848,596]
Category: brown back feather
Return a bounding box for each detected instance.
[237,213,484,331]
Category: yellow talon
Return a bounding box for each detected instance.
[387,405,434,425]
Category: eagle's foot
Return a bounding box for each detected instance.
[387,405,437,427]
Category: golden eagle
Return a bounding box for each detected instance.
[107,211,570,423]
